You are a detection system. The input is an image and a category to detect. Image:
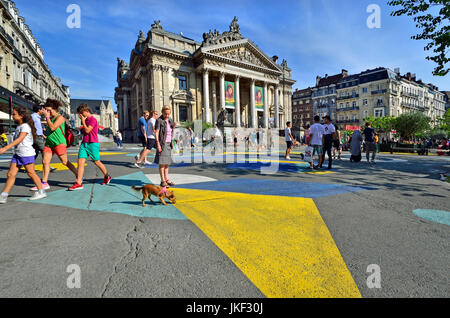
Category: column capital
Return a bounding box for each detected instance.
[235,74,241,81]
[202,68,210,75]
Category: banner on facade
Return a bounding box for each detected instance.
[225,81,235,108]
[255,86,264,111]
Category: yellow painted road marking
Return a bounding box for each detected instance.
[69,152,128,156]
[22,163,87,172]
[174,188,361,298]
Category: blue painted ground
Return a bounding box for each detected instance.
[19,172,187,220]
[413,209,450,226]
[177,178,369,198]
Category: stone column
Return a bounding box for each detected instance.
[220,72,225,111]
[123,93,129,130]
[211,78,217,124]
[263,82,268,128]
[162,67,170,106]
[250,79,256,128]
[235,75,241,127]
[274,85,279,128]
[203,69,210,123]
[152,66,161,111]
[141,71,147,112]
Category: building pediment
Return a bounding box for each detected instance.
[198,39,282,75]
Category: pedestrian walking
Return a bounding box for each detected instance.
[116,130,123,149]
[69,104,111,190]
[154,106,177,187]
[0,106,47,203]
[332,124,342,160]
[31,104,45,160]
[135,110,158,168]
[285,122,294,159]
[304,124,310,146]
[33,99,78,191]
[321,115,336,169]
[135,111,150,165]
[308,115,325,169]
[349,129,363,163]
[363,122,377,164]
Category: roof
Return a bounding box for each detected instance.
[70,99,110,114]
[317,74,344,87]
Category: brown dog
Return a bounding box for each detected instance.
[132,184,176,207]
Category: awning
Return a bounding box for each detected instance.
[0,111,11,121]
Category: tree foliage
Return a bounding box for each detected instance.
[393,112,431,139]
[388,0,450,76]
[364,116,397,134]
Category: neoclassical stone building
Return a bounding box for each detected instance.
[115,18,295,140]
[0,0,70,117]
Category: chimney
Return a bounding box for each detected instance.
[412,73,416,81]
[342,69,348,77]
[406,72,412,80]
[316,76,322,86]
[272,55,279,63]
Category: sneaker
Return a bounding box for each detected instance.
[0,195,7,204]
[144,160,152,165]
[371,160,376,164]
[102,175,112,185]
[50,166,57,172]
[286,157,291,160]
[69,183,84,191]
[31,182,50,192]
[313,165,320,170]
[29,190,47,201]
[134,162,143,169]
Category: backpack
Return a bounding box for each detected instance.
[59,122,75,148]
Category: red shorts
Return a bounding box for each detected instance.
[43,144,67,156]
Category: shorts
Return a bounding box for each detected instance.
[79,142,101,161]
[146,138,156,150]
[311,145,323,156]
[139,135,146,147]
[286,141,293,149]
[44,144,67,156]
[11,154,35,167]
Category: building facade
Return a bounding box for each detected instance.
[0,0,70,118]
[442,91,450,111]
[311,70,348,122]
[334,67,446,130]
[292,87,313,128]
[115,18,295,141]
[70,99,116,132]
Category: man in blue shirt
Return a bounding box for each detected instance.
[135,111,150,164]
[31,104,45,160]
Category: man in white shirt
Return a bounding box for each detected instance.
[135,110,158,168]
[322,115,337,169]
[308,115,325,169]
[285,122,294,159]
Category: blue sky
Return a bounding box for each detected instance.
[15,0,449,110]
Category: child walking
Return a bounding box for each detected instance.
[69,104,111,191]
[0,107,47,203]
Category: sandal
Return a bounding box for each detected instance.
[160,181,168,187]
[166,180,175,186]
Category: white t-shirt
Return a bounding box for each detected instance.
[116,132,122,140]
[285,127,292,142]
[309,123,325,146]
[323,124,336,136]
[146,117,156,139]
[14,123,35,157]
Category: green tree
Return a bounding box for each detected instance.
[388,0,450,76]
[364,116,396,137]
[393,112,431,139]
